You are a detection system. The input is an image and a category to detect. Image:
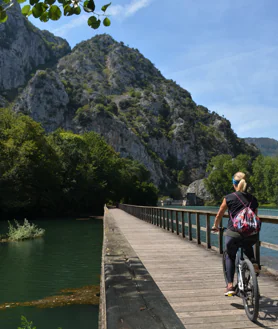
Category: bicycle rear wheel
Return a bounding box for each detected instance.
[241,258,259,322]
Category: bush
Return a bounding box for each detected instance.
[18,316,62,329]
[8,219,45,241]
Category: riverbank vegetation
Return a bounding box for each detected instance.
[205,153,278,205]
[18,316,61,329]
[0,108,158,219]
[1,219,45,242]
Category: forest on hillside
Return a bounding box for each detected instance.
[0,108,158,218]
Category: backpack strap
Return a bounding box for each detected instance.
[232,192,252,207]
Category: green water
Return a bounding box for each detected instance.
[0,217,103,329]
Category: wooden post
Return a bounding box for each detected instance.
[218,220,223,254]
[167,210,170,230]
[163,209,166,229]
[171,210,174,233]
[181,212,185,238]
[188,213,192,241]
[255,233,261,268]
[176,211,179,235]
[157,208,159,226]
[159,209,162,227]
[196,213,201,244]
[206,214,211,249]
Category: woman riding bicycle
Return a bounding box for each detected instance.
[212,172,260,296]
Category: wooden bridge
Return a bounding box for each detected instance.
[99,205,278,329]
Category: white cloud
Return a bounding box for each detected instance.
[108,0,152,19]
[48,0,152,37]
[50,15,88,37]
[208,103,278,140]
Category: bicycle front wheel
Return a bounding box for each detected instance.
[241,258,259,322]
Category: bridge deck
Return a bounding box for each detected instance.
[110,209,278,329]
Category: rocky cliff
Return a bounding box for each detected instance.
[0,2,70,103]
[0,9,259,188]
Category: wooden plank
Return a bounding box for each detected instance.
[261,240,278,251]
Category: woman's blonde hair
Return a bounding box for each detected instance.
[233,172,247,192]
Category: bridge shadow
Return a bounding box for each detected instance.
[231,295,278,328]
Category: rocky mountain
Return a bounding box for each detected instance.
[0,1,70,106]
[245,137,278,157]
[0,5,259,189]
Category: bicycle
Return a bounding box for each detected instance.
[219,228,260,322]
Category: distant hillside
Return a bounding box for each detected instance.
[245,138,278,157]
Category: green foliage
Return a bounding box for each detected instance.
[18,315,62,329]
[205,153,278,205]
[1,0,111,30]
[7,219,45,241]
[251,155,278,204]
[205,154,252,203]
[0,108,158,217]
[18,316,36,329]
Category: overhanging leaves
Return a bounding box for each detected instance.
[88,15,100,29]
[101,2,111,12]
[103,17,110,26]
[49,5,62,20]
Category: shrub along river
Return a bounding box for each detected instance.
[0,217,103,329]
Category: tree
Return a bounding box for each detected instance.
[205,154,253,203]
[0,0,112,29]
[0,108,60,217]
[251,155,278,204]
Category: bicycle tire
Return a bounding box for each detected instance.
[241,258,259,322]
[222,251,229,286]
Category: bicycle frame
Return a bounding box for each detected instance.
[237,248,245,292]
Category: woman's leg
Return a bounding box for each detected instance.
[225,236,240,285]
[242,235,259,268]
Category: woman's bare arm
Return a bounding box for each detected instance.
[212,198,228,231]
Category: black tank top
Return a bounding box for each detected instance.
[225,192,259,232]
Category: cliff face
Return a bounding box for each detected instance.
[0,27,259,186]
[0,2,70,100]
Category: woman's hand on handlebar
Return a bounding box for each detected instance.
[211,225,219,232]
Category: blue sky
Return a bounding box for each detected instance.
[30,0,278,140]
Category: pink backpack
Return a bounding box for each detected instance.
[231,193,261,236]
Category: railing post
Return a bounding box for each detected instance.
[218,220,223,254]
[188,213,192,241]
[176,211,179,235]
[156,208,159,226]
[167,210,170,230]
[171,210,174,233]
[255,233,261,268]
[206,214,211,249]
[159,209,162,227]
[163,209,166,229]
[196,213,201,244]
[181,212,185,238]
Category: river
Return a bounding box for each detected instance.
[0,217,103,329]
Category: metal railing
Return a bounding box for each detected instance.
[119,204,278,269]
